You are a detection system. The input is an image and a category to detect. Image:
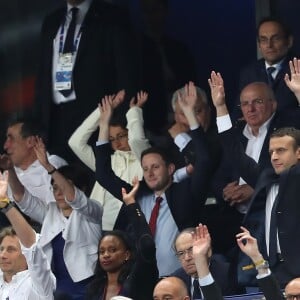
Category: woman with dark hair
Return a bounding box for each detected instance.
[86,178,158,300]
[10,137,103,300]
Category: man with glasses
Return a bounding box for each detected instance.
[171,226,238,298]
[210,65,300,288]
[238,16,298,114]
[209,60,300,215]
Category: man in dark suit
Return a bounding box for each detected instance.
[209,67,300,216]
[35,0,138,161]
[95,86,212,276]
[172,225,238,298]
[209,69,300,287]
[238,16,298,116]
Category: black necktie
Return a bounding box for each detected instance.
[60,7,78,97]
[63,7,78,53]
[192,278,202,299]
[267,66,276,86]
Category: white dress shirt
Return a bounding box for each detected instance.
[52,0,92,104]
[0,235,56,300]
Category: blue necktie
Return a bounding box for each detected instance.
[193,278,202,299]
[267,66,276,85]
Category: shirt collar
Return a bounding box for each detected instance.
[243,112,275,139]
[0,270,29,286]
[67,0,93,24]
[265,57,285,70]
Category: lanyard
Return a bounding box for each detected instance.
[59,15,82,54]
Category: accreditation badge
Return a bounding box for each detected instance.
[54,53,74,91]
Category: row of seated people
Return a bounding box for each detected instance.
[0,57,300,299]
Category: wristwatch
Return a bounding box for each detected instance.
[256,260,269,270]
[0,198,14,214]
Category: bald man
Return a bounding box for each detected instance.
[153,277,190,300]
[285,278,300,300]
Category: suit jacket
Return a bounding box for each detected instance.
[239,56,299,113]
[35,0,138,156]
[257,274,284,300]
[172,255,238,298]
[95,126,211,231]
[216,109,300,192]
[232,154,300,286]
[86,203,158,300]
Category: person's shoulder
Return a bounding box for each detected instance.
[241,58,265,73]
[89,0,130,26]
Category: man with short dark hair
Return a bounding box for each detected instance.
[239,16,298,114]
[95,87,211,276]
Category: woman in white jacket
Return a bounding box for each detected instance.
[9,138,103,300]
[68,90,151,230]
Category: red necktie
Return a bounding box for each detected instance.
[149,197,163,236]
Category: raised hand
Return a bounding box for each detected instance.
[112,90,126,109]
[208,71,226,108]
[284,58,300,101]
[98,96,113,126]
[0,171,9,199]
[121,176,139,205]
[236,226,262,262]
[192,224,211,258]
[130,90,148,108]
[33,136,49,169]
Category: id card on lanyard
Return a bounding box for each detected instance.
[54,19,81,91]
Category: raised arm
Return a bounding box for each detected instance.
[208,71,229,116]
[192,224,223,300]
[236,226,283,300]
[68,90,125,171]
[0,171,56,297]
[0,171,35,247]
[127,90,151,159]
[34,137,75,202]
[121,177,158,297]
[284,57,300,104]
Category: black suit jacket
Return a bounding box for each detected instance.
[257,274,284,300]
[35,0,138,156]
[224,136,300,287]
[172,255,238,298]
[239,56,298,113]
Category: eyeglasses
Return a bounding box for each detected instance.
[285,295,300,300]
[258,35,286,45]
[239,98,267,108]
[175,246,193,259]
[109,133,128,144]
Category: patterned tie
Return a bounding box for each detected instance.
[149,197,163,236]
[192,278,202,299]
[267,66,276,85]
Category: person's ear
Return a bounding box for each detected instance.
[168,163,176,176]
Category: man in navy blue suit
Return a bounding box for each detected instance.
[238,17,298,116]
[171,225,239,298]
[209,60,300,288]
